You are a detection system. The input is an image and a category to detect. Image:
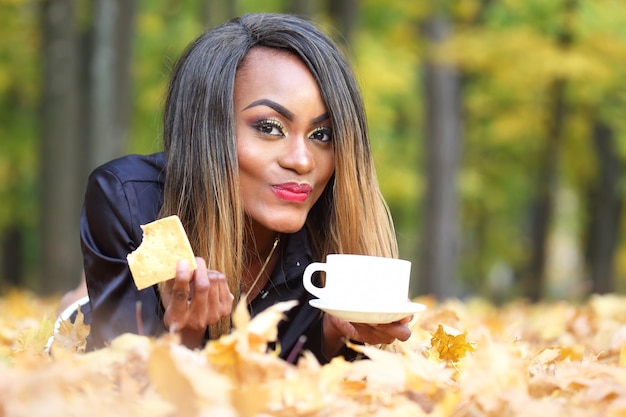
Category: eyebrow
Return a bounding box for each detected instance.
[243,98,330,124]
[311,113,330,124]
[243,99,294,121]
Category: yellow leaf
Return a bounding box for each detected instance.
[430,324,475,363]
[229,298,298,356]
[233,383,269,417]
[204,333,238,369]
[245,299,298,353]
[231,295,251,332]
[14,315,55,356]
[51,305,90,353]
[205,299,297,382]
[619,345,626,367]
[148,342,199,417]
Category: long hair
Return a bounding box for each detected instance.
[160,13,397,338]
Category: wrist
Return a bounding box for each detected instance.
[321,314,348,359]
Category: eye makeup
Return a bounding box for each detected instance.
[252,118,286,137]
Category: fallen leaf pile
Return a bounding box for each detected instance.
[3,290,626,416]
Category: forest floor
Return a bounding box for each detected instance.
[2,289,626,416]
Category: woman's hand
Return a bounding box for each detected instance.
[322,313,412,359]
[160,257,234,348]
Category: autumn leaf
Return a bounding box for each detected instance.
[207,298,298,363]
[14,315,55,356]
[430,324,475,363]
[230,296,298,354]
[50,304,90,354]
[148,341,200,416]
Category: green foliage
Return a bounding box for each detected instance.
[435,0,626,294]
[5,0,626,295]
[0,0,39,232]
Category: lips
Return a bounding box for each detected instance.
[272,182,312,202]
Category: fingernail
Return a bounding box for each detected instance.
[177,259,189,274]
[208,271,224,279]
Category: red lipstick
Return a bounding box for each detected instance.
[272,182,312,202]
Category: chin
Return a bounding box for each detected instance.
[275,223,306,234]
[270,216,308,234]
[254,207,311,234]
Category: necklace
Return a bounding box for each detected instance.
[244,235,280,298]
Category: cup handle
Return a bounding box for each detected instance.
[303,262,327,299]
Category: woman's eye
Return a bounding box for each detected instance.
[253,119,285,137]
[309,126,333,143]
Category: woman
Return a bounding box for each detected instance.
[81,13,410,363]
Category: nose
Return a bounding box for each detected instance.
[279,135,315,174]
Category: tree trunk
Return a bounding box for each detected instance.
[523,81,566,301]
[85,0,137,174]
[40,0,82,294]
[287,0,316,17]
[2,226,23,288]
[522,0,576,301]
[417,15,462,299]
[39,0,137,294]
[201,0,237,29]
[584,122,622,293]
[327,0,358,47]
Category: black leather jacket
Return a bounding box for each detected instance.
[80,152,356,363]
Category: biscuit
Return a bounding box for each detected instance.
[127,215,197,290]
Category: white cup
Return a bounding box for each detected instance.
[303,254,412,309]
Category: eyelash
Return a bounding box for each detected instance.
[252,118,333,143]
[309,126,333,143]
[252,118,285,137]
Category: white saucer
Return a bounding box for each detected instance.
[309,299,426,324]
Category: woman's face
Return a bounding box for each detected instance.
[234,47,335,236]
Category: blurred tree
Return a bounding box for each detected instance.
[286,0,315,17]
[202,0,237,29]
[574,1,626,294]
[2,227,23,287]
[39,0,137,294]
[0,1,40,291]
[584,122,622,293]
[434,0,622,299]
[417,13,461,299]
[416,0,494,299]
[327,0,358,47]
[85,0,137,173]
[522,0,576,301]
[40,0,82,294]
